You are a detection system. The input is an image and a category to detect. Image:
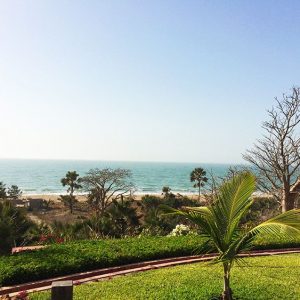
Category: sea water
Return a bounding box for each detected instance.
[0,159,241,195]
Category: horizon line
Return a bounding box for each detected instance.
[0,156,247,166]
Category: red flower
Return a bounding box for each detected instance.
[56,237,64,244]
[16,290,28,299]
[39,235,47,242]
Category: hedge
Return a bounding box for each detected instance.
[0,236,204,286]
[0,235,299,286]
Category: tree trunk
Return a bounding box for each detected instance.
[222,263,233,300]
[282,190,295,212]
[198,184,201,202]
[70,185,74,214]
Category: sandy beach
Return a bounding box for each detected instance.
[21,193,201,203]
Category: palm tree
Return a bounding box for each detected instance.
[190,167,208,200]
[61,171,81,196]
[60,171,81,213]
[161,172,300,300]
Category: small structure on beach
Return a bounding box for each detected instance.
[5,198,45,210]
[9,199,26,208]
[25,198,44,210]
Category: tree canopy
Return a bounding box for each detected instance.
[80,168,134,216]
[190,167,208,200]
[60,171,81,214]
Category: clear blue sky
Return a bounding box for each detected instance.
[0,1,299,163]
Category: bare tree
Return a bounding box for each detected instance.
[203,166,247,205]
[243,87,300,212]
[80,168,135,216]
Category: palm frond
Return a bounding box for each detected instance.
[213,172,256,244]
[220,209,300,262]
[249,209,300,238]
[160,204,224,251]
[159,205,212,234]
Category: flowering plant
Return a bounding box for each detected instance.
[168,224,191,236]
[16,290,28,300]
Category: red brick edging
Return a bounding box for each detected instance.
[1,247,300,297]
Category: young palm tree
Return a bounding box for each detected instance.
[161,172,300,300]
[190,167,208,201]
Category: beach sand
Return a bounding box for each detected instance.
[21,193,200,203]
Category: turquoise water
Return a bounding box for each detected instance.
[0,159,240,195]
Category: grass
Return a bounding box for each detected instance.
[31,254,300,300]
[1,234,300,287]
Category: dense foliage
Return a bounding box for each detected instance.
[31,254,300,300]
[7,185,22,200]
[141,193,199,235]
[0,201,34,254]
[0,182,7,199]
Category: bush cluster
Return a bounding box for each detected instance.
[141,194,199,235]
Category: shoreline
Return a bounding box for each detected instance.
[21,191,199,196]
[21,192,201,202]
[20,191,269,203]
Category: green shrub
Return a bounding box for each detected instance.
[141,194,198,235]
[0,201,35,254]
[0,236,204,286]
[1,234,299,287]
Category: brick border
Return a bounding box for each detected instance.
[1,248,300,297]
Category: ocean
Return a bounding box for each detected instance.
[0,159,241,195]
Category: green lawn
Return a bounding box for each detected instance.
[1,235,300,286]
[31,254,300,300]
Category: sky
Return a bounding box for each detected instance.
[0,1,300,164]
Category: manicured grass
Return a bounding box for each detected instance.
[1,235,300,287]
[31,254,300,300]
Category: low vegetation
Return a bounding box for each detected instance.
[0,201,35,254]
[0,235,299,287]
[0,236,203,286]
[31,254,300,300]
